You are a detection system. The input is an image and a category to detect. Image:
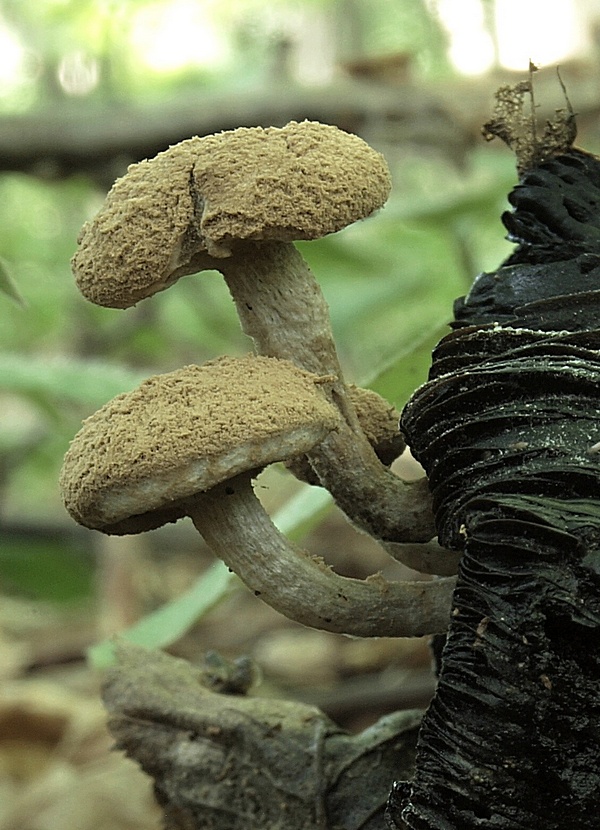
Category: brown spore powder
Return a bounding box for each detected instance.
[194,121,392,254]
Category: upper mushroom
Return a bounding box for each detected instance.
[72,121,391,309]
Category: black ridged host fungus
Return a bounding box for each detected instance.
[387,81,600,829]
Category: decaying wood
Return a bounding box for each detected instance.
[103,642,422,830]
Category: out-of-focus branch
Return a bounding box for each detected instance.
[0,79,469,184]
[3,61,599,185]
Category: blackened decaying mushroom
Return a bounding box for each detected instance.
[388,80,600,828]
[59,354,455,637]
[71,120,449,571]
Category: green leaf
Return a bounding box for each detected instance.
[271,480,332,541]
[0,536,94,603]
[367,322,449,408]
[0,258,26,307]
[0,353,148,411]
[87,559,235,669]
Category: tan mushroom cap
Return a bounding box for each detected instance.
[72,121,391,308]
[60,355,339,535]
[349,384,405,466]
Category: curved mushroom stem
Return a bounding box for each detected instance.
[217,241,439,549]
[187,473,455,637]
[384,539,461,577]
[305,430,437,545]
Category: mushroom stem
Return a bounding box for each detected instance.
[218,241,438,547]
[187,473,454,637]
[219,241,360,428]
[306,429,436,544]
[384,539,461,577]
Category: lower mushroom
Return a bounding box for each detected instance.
[187,473,453,637]
[60,354,455,637]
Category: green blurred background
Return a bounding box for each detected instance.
[1,0,598,615]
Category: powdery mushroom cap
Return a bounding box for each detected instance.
[72,121,391,308]
[194,122,391,253]
[60,355,339,535]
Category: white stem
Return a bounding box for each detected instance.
[218,241,439,548]
[188,474,454,637]
[306,430,437,544]
[219,242,347,379]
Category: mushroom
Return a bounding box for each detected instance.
[71,121,448,571]
[72,121,390,387]
[59,355,454,637]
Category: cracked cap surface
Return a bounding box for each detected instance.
[72,120,391,307]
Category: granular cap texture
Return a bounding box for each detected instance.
[60,355,339,534]
[72,121,391,308]
[348,385,401,450]
[194,121,391,255]
[73,138,202,308]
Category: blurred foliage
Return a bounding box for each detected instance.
[0,535,93,601]
[0,0,518,645]
[0,257,25,307]
[0,0,450,114]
